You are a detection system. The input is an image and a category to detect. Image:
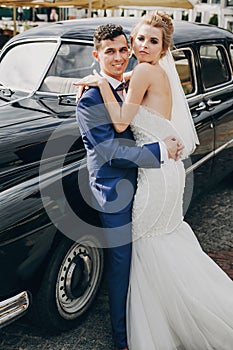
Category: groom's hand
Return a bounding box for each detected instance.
[163,136,184,161]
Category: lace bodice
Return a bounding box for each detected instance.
[130,105,181,146]
[130,106,185,239]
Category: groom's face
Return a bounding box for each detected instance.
[93,35,129,81]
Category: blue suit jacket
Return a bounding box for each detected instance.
[76,85,161,216]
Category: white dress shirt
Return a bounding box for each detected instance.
[100,71,168,164]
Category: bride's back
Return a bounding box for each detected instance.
[141,63,172,120]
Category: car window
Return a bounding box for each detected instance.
[172,49,196,96]
[199,44,231,89]
[40,42,95,94]
[0,42,57,92]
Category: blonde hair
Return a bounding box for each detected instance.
[130,11,174,58]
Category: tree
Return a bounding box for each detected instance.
[209,14,218,26]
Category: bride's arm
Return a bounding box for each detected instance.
[74,63,151,133]
[99,64,150,132]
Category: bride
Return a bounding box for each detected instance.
[75,11,233,350]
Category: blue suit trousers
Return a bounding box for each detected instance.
[99,210,132,349]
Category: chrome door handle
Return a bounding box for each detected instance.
[195,102,206,111]
[206,99,221,107]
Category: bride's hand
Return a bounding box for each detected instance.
[73,70,106,88]
[74,70,107,101]
[123,70,133,82]
[176,141,184,160]
[164,136,184,161]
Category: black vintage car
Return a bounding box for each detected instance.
[0,18,232,331]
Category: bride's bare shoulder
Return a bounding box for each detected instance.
[134,62,159,72]
[133,63,163,82]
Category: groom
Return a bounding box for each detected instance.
[76,23,182,350]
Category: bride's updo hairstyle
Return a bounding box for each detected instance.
[130,11,174,59]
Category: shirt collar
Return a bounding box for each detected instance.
[100,71,124,90]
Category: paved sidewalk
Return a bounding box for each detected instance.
[0,176,232,350]
[0,282,112,350]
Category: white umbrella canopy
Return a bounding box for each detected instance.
[0,0,195,9]
[0,0,195,36]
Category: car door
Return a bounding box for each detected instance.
[197,41,233,185]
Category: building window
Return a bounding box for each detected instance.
[195,12,202,23]
[227,0,233,5]
[228,22,233,32]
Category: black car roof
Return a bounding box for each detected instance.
[9,17,233,46]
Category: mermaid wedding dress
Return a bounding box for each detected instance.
[127,106,233,350]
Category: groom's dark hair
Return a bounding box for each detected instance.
[94,23,128,50]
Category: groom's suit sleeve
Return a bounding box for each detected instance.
[77,90,161,169]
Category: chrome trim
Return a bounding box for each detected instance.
[2,37,93,55]
[186,138,233,175]
[186,151,215,175]
[33,39,62,94]
[202,82,233,99]
[230,44,233,74]
[0,93,34,107]
[0,291,30,327]
[187,93,205,104]
[206,99,221,106]
[195,101,206,111]
[228,44,233,75]
[61,38,93,45]
[214,138,233,156]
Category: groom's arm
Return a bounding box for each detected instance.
[77,93,161,169]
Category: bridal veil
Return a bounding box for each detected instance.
[159,49,199,158]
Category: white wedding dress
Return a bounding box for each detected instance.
[127,105,233,350]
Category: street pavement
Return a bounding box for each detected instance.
[0,175,232,350]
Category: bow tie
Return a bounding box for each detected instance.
[115,80,129,92]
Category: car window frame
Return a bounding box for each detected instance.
[229,43,233,70]
[197,42,233,92]
[171,47,197,99]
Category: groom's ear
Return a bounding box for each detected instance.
[92,50,99,62]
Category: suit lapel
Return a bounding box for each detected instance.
[110,84,123,105]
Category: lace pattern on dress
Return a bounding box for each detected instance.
[130,106,185,240]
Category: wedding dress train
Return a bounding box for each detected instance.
[127,106,233,350]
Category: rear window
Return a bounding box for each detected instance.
[199,44,231,89]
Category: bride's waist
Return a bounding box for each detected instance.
[138,159,184,171]
[132,220,184,239]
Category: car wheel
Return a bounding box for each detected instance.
[31,235,104,332]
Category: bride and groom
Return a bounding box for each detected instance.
[75,12,233,350]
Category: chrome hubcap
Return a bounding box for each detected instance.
[56,238,102,317]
